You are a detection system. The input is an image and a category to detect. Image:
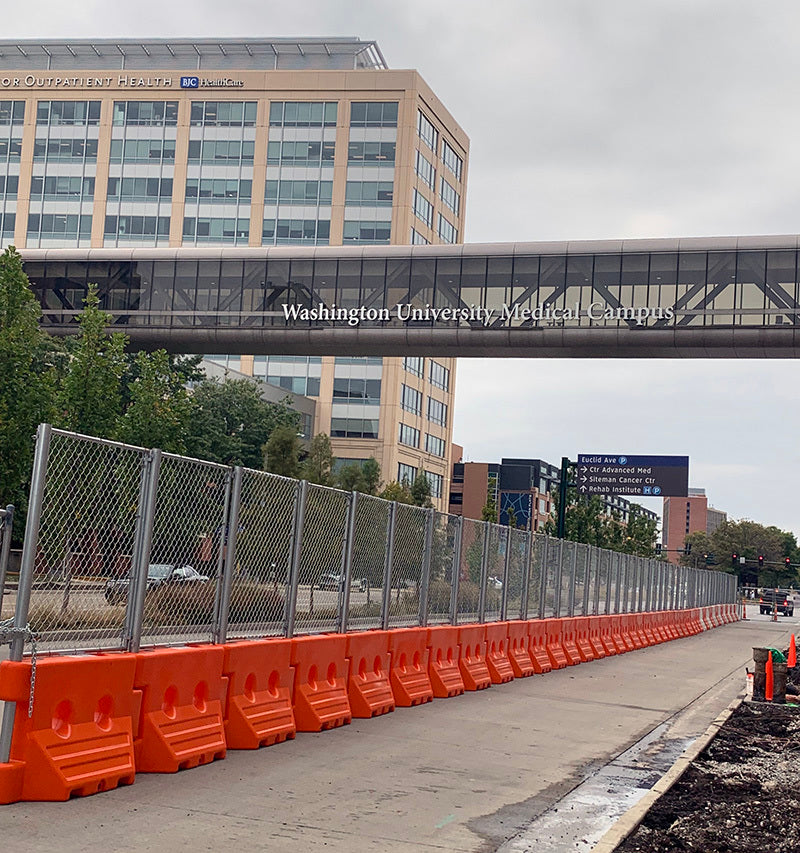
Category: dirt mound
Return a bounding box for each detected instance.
[616,701,800,853]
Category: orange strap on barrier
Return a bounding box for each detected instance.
[506,621,535,677]
[222,639,296,749]
[427,626,465,698]
[387,628,433,706]
[133,645,227,773]
[0,654,137,802]
[345,630,395,718]
[290,634,352,732]
[485,622,514,684]
[457,624,492,690]
[526,620,553,673]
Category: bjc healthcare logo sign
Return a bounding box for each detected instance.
[180,77,199,89]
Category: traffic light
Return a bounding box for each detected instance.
[732,553,738,569]
[758,555,765,568]
[786,557,792,568]
[685,543,692,555]
[655,543,662,556]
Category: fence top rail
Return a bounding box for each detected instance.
[50,427,150,454]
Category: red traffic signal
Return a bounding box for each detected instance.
[732,552,738,568]
[758,555,765,567]
[786,557,792,567]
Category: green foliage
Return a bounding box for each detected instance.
[117,350,191,452]
[482,487,498,523]
[361,457,382,495]
[57,284,127,438]
[411,472,433,508]
[336,456,382,495]
[264,424,302,478]
[185,378,299,469]
[301,433,334,485]
[0,246,56,529]
[380,480,414,504]
[506,505,517,529]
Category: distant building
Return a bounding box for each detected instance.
[662,488,727,564]
[449,453,659,531]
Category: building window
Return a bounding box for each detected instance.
[349,101,398,127]
[398,463,417,486]
[0,175,18,198]
[442,139,463,181]
[440,176,460,216]
[28,213,92,241]
[183,217,249,244]
[187,140,255,164]
[399,423,420,448]
[110,138,175,164]
[437,214,457,244]
[254,355,322,397]
[107,177,172,202]
[0,212,15,237]
[344,181,394,206]
[269,101,337,127]
[265,180,333,205]
[425,470,444,499]
[331,417,379,439]
[413,189,433,228]
[429,360,450,391]
[427,396,447,427]
[403,356,424,377]
[333,377,381,404]
[425,434,445,457]
[190,101,257,127]
[342,220,391,244]
[267,140,335,166]
[262,218,330,246]
[186,178,252,203]
[33,138,97,162]
[415,149,436,191]
[401,384,422,416]
[36,100,100,126]
[105,215,170,241]
[417,110,438,153]
[112,101,178,126]
[410,227,429,245]
[0,101,24,125]
[347,141,396,165]
[30,176,93,200]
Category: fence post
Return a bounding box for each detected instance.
[520,530,531,620]
[553,537,564,616]
[214,466,242,645]
[418,508,434,628]
[566,541,577,617]
[338,491,358,634]
[0,423,51,764]
[127,448,162,654]
[0,505,13,603]
[538,534,549,619]
[284,479,307,639]
[380,502,397,631]
[449,515,463,625]
[500,528,511,621]
[478,522,490,622]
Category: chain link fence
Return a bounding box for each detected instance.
[4,424,739,658]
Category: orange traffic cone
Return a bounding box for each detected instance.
[789,635,797,668]
[766,651,774,702]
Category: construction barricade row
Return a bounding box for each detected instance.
[0,608,739,804]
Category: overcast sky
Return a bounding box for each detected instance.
[9,1,800,538]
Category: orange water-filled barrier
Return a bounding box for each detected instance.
[345,630,395,718]
[456,624,492,690]
[426,625,464,698]
[388,627,433,706]
[290,634,352,732]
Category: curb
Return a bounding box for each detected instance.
[590,692,745,853]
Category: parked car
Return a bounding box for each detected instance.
[487,575,504,590]
[759,589,795,616]
[315,574,368,592]
[104,563,209,605]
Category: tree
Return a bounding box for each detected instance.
[506,505,518,530]
[116,350,191,452]
[380,480,414,505]
[185,378,300,469]
[57,284,126,438]
[620,503,658,557]
[264,424,302,478]
[481,487,498,523]
[0,246,55,530]
[361,457,381,495]
[697,519,796,586]
[411,472,433,508]
[301,433,334,485]
[335,456,382,495]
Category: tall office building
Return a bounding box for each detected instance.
[662,488,727,564]
[0,38,468,509]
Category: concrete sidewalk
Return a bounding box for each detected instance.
[0,609,792,852]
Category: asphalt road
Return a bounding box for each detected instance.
[0,604,792,852]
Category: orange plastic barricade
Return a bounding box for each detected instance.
[426,626,464,698]
[290,634,352,732]
[0,654,137,803]
[526,621,553,673]
[559,619,582,665]
[587,617,607,659]
[641,614,658,647]
[133,645,227,773]
[485,622,515,683]
[345,630,395,718]
[506,621,535,677]
[573,618,595,663]
[222,639,296,749]
[609,615,629,654]
[544,618,570,669]
[388,627,433,706]
[598,615,619,656]
[619,615,641,650]
[457,624,492,690]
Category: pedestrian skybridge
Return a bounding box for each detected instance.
[20,234,800,357]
